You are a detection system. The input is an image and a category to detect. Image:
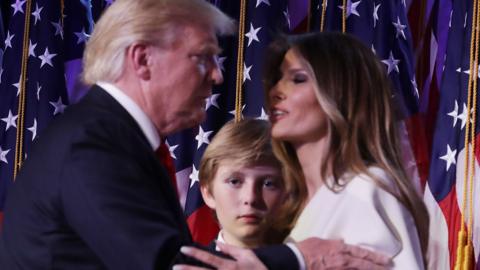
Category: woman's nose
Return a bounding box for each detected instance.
[269,84,286,103]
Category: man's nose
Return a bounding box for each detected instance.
[210,57,224,85]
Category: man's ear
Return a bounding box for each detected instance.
[200,185,216,210]
[126,43,150,80]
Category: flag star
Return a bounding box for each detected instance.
[31,3,43,25]
[439,144,457,171]
[0,68,3,84]
[245,23,262,47]
[51,20,64,39]
[36,82,42,100]
[205,93,220,110]
[28,40,37,57]
[189,165,199,188]
[411,77,419,98]
[392,17,407,40]
[447,100,459,127]
[256,0,270,8]
[11,0,26,16]
[12,76,22,96]
[195,126,213,149]
[243,63,252,83]
[381,51,400,74]
[1,110,18,131]
[456,65,480,78]
[74,28,90,44]
[39,47,57,68]
[49,97,67,115]
[449,10,453,28]
[284,8,291,29]
[464,12,468,28]
[373,3,381,28]
[217,56,227,71]
[338,0,362,18]
[371,44,376,55]
[402,0,406,7]
[229,104,246,118]
[256,108,269,120]
[164,139,179,159]
[0,146,10,164]
[457,103,473,130]
[27,119,37,141]
[5,31,14,49]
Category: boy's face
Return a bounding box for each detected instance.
[201,162,285,247]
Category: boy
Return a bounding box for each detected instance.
[199,119,297,249]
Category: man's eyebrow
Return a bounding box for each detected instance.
[198,43,222,55]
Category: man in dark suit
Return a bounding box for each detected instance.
[0,0,389,269]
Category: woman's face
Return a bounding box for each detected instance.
[268,49,328,144]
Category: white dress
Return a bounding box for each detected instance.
[288,167,424,269]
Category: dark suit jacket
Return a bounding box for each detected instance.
[0,86,298,270]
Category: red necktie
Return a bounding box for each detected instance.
[156,140,178,197]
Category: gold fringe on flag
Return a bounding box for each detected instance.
[61,0,65,26]
[341,0,346,33]
[234,0,247,122]
[320,0,327,32]
[13,0,33,179]
[455,0,478,268]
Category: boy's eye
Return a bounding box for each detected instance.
[227,178,242,187]
[263,178,278,189]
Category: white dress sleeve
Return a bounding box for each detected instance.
[288,168,424,270]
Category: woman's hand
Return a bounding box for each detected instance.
[172,242,267,270]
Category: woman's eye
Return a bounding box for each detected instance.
[292,74,307,84]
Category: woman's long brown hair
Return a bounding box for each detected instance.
[263,32,429,267]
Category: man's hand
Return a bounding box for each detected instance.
[173,242,267,270]
[297,238,391,270]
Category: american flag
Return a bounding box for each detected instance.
[420,0,480,269]
[0,0,109,227]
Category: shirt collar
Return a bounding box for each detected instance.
[97,82,160,150]
[215,230,226,251]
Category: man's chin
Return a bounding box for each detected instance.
[180,112,206,130]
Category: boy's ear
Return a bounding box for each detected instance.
[200,185,216,210]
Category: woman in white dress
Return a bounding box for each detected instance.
[263,32,429,269]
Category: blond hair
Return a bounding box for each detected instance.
[82,0,234,85]
[263,32,429,266]
[199,119,304,244]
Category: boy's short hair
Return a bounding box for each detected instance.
[199,119,280,191]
